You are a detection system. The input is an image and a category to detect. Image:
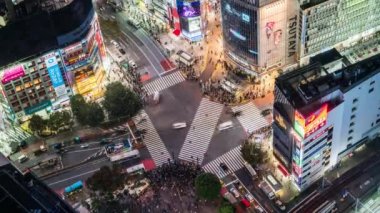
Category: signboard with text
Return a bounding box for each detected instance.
[1,65,25,84]
[294,104,328,138]
[44,54,67,97]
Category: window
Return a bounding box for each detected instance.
[352,107,357,112]
[369,88,374,93]
[350,114,356,119]
[376,119,380,124]
[348,129,353,134]
[370,81,375,85]
[353,98,358,103]
[349,122,355,127]
[348,136,353,141]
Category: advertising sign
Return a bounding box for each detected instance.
[1,65,25,84]
[187,16,201,32]
[294,104,328,138]
[45,55,67,97]
[24,100,52,115]
[177,0,201,18]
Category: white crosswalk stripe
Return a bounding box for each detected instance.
[143,71,185,95]
[178,98,224,164]
[202,145,245,179]
[232,102,269,133]
[133,111,171,167]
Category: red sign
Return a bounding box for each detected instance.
[277,164,289,177]
[294,104,328,138]
[1,65,25,84]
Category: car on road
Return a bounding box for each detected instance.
[80,144,89,148]
[18,154,28,163]
[229,187,240,198]
[172,122,187,129]
[275,199,286,211]
[218,121,233,131]
[245,193,255,202]
[129,60,137,68]
[219,162,229,172]
[119,48,126,55]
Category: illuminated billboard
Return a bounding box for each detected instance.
[1,65,25,84]
[294,104,328,138]
[187,16,201,32]
[177,0,200,18]
[44,54,67,97]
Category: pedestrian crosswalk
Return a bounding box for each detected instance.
[202,145,245,179]
[143,71,185,95]
[133,110,172,167]
[178,98,224,164]
[82,148,107,162]
[232,102,269,134]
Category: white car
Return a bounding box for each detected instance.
[218,121,233,131]
[245,193,255,202]
[80,144,89,148]
[229,187,240,198]
[275,200,286,211]
[172,122,187,129]
[129,60,137,68]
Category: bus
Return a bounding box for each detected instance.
[124,163,145,175]
[64,181,83,196]
[109,149,140,162]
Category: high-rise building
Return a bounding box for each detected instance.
[0,0,108,152]
[221,0,296,76]
[273,50,380,191]
[0,153,74,212]
[297,0,380,65]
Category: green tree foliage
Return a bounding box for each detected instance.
[70,94,104,127]
[29,114,47,135]
[86,165,125,193]
[70,94,88,125]
[102,82,142,119]
[86,102,105,127]
[47,110,73,132]
[219,200,235,213]
[195,173,221,200]
[241,141,265,166]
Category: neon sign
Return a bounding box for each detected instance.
[1,65,25,84]
[294,104,328,138]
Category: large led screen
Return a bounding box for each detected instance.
[177,0,201,18]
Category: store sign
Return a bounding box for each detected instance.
[287,15,297,57]
[45,55,66,97]
[1,65,25,84]
[24,100,52,115]
[294,104,328,138]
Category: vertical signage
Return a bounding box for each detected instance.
[44,54,67,97]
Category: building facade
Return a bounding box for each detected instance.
[221,0,294,76]
[273,51,380,191]
[0,0,107,152]
[298,0,380,64]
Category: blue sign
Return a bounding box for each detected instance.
[47,64,65,88]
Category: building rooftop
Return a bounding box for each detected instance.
[0,154,74,212]
[0,0,92,68]
[310,49,342,65]
[276,51,380,113]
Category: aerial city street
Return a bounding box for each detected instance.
[0,0,380,212]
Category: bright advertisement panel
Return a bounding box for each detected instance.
[45,54,67,97]
[187,16,201,32]
[1,65,25,84]
[177,0,200,18]
[294,104,328,138]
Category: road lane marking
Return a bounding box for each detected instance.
[47,168,100,186]
[121,31,162,79]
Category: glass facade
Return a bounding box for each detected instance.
[222,0,258,68]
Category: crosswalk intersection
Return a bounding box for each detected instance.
[202,145,245,179]
[82,148,107,162]
[232,102,269,133]
[178,98,224,164]
[143,71,185,95]
[133,110,172,167]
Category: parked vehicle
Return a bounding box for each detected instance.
[80,144,89,148]
[275,199,286,211]
[244,162,258,179]
[64,181,83,196]
[229,187,240,198]
[220,162,229,172]
[18,155,28,163]
[245,193,255,202]
[259,181,276,200]
[241,198,250,207]
[152,91,160,104]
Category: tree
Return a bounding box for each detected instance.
[195,173,221,200]
[70,94,88,125]
[47,111,73,132]
[219,200,234,213]
[86,102,105,127]
[29,114,46,135]
[241,141,265,166]
[102,82,142,120]
[86,165,125,192]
